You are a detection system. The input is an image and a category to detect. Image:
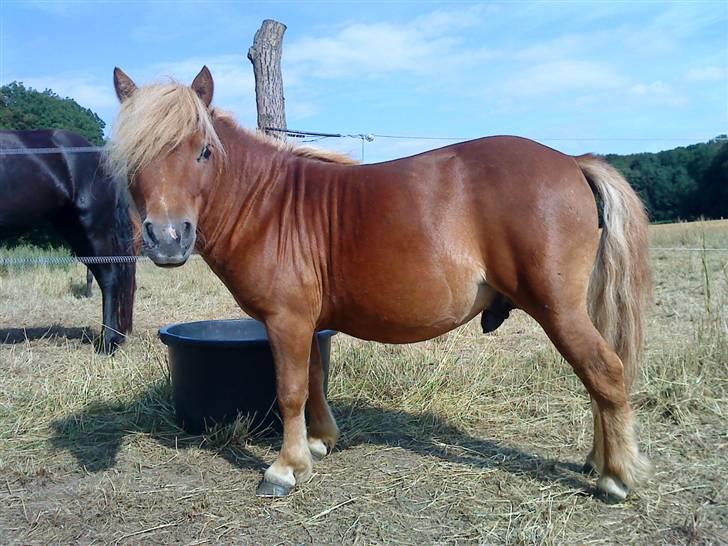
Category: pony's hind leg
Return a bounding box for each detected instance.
[538,309,651,500]
[306,336,339,460]
[583,399,603,476]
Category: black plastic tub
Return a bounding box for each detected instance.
[159,319,336,434]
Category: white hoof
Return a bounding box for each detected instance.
[598,475,629,501]
[308,437,328,460]
[263,463,296,490]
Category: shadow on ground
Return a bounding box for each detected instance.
[69,279,92,299]
[0,324,95,345]
[49,381,596,496]
[50,381,271,474]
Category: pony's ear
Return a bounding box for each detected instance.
[191,66,214,107]
[113,67,137,102]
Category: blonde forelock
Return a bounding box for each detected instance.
[105,81,224,181]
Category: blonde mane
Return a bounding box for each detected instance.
[106,81,357,180]
[105,81,225,181]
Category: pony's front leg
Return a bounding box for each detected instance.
[256,317,315,497]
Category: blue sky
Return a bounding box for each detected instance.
[1,1,726,163]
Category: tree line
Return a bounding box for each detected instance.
[0,81,725,249]
[606,138,727,222]
[1,82,105,145]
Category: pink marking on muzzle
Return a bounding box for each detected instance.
[167,225,178,240]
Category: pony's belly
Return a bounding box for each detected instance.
[342,316,471,344]
[333,275,496,344]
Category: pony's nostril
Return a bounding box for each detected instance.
[144,222,158,245]
[183,221,193,238]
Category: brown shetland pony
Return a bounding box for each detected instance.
[108,66,652,500]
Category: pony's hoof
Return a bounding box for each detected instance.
[581,460,598,477]
[597,475,629,503]
[256,480,293,498]
[308,438,328,461]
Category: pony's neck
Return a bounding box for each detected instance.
[196,117,290,256]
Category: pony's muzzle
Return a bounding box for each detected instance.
[142,219,195,266]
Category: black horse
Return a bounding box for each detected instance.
[0,129,137,354]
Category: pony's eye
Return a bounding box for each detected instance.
[197,145,212,162]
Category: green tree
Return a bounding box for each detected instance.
[605,137,726,222]
[697,138,728,219]
[0,81,105,144]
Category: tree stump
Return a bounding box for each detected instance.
[247,19,287,140]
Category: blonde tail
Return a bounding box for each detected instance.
[577,155,652,391]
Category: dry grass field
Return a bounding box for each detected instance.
[0,220,726,545]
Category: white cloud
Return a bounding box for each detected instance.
[500,60,626,97]
[652,4,727,38]
[285,4,495,79]
[287,23,452,78]
[630,80,670,96]
[686,66,727,82]
[513,33,597,62]
[628,80,686,106]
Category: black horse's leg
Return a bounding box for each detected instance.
[85,268,93,297]
[53,213,122,354]
[88,263,123,354]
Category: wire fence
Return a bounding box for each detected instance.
[0,255,204,267]
[263,127,727,144]
[651,247,728,252]
[0,146,104,155]
[2,132,723,161]
[1,137,725,268]
[262,127,727,161]
[0,247,725,269]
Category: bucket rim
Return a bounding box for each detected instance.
[159,318,337,348]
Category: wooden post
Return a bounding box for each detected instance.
[247,19,287,140]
